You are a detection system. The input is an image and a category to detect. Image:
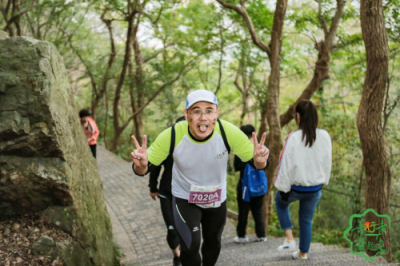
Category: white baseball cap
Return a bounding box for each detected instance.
[186,90,218,109]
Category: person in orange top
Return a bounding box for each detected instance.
[79,108,99,158]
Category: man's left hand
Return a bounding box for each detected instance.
[252,132,269,169]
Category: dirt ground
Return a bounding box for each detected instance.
[0,213,71,266]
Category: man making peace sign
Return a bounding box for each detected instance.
[131,90,269,266]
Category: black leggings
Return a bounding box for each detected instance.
[236,188,266,238]
[89,144,96,158]
[172,197,226,266]
[159,193,180,250]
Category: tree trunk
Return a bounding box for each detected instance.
[109,2,183,149]
[103,87,109,149]
[357,0,391,261]
[262,0,287,229]
[91,16,116,118]
[239,92,249,126]
[133,115,143,143]
[110,11,136,152]
[111,128,123,153]
[214,6,287,213]
[2,0,14,36]
[2,0,35,36]
[13,0,22,36]
[257,107,267,140]
[132,17,145,145]
[234,64,250,127]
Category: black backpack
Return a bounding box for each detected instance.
[169,118,231,156]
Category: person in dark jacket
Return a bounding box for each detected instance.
[148,116,185,266]
[233,124,267,243]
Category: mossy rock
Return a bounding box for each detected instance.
[0,37,114,266]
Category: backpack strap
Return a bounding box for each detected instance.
[217,118,231,154]
[169,123,176,156]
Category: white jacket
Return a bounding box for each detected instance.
[274,129,332,193]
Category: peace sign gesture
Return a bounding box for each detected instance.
[131,135,148,175]
[252,132,269,169]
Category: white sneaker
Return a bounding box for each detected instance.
[256,237,267,242]
[234,236,249,244]
[292,250,308,260]
[277,239,297,251]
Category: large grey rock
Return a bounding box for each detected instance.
[0,37,114,266]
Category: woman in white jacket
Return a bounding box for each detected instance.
[274,100,332,260]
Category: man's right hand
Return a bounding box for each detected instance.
[131,135,148,175]
[150,192,159,201]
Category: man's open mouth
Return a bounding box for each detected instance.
[198,125,208,132]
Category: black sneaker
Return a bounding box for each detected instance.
[173,256,182,266]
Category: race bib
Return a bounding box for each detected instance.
[189,184,222,205]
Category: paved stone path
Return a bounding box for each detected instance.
[97,145,235,265]
[97,145,397,266]
[97,145,172,263]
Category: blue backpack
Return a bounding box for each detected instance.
[242,164,268,202]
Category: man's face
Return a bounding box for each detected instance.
[184,101,219,140]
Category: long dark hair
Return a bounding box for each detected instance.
[295,100,318,147]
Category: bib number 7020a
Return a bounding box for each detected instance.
[189,189,222,204]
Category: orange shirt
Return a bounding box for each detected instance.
[82,117,99,145]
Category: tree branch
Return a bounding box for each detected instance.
[197,65,208,90]
[141,4,163,25]
[216,0,271,56]
[3,2,35,31]
[90,9,117,116]
[325,0,346,47]
[25,12,35,36]
[143,43,176,63]
[62,29,98,97]
[214,25,224,95]
[112,9,138,133]
[383,89,400,131]
[1,0,11,24]
[121,59,196,130]
[316,0,329,36]
[279,0,345,127]
[234,68,244,93]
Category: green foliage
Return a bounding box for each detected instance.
[63,208,70,220]
[289,5,319,32]
[113,243,123,266]
[246,0,274,34]
[226,172,239,212]
[267,209,284,237]
[313,229,347,247]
